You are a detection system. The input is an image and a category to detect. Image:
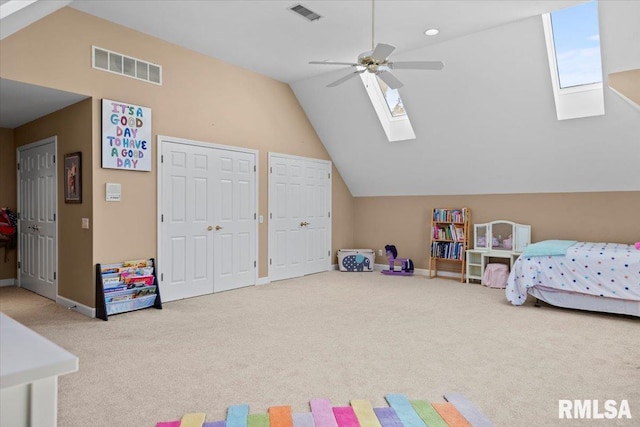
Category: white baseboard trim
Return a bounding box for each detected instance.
[259,264,463,282]
[256,277,271,286]
[374,263,462,279]
[56,295,95,318]
[0,278,16,287]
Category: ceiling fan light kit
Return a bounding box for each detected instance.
[309,0,444,89]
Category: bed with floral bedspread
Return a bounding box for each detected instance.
[506,241,640,316]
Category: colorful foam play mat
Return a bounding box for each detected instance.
[156,393,493,427]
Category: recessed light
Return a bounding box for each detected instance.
[424,28,440,36]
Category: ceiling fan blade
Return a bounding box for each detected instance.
[389,61,445,70]
[309,61,359,66]
[371,43,395,60]
[327,69,365,87]
[376,70,404,89]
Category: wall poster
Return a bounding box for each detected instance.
[101,99,152,171]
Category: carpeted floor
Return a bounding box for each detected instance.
[0,271,638,426]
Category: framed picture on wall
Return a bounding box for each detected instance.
[64,152,82,203]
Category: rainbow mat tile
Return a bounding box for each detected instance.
[156,393,493,427]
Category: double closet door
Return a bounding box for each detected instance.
[268,153,331,282]
[160,137,257,301]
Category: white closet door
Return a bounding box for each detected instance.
[269,153,331,282]
[302,160,331,275]
[161,141,215,301]
[159,137,257,301]
[269,156,306,281]
[212,150,256,292]
[18,138,57,301]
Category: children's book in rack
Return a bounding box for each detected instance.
[96,258,162,320]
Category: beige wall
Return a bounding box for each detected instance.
[354,192,640,273]
[2,7,636,306]
[0,7,355,305]
[0,128,17,281]
[12,99,94,305]
[608,69,640,107]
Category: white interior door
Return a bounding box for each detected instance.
[159,137,257,301]
[302,161,331,274]
[18,137,57,301]
[269,153,331,282]
[212,150,256,292]
[160,141,215,301]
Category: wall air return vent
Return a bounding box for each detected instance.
[289,4,322,22]
[92,46,162,85]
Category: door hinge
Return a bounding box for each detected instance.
[270,258,272,265]
[53,213,56,221]
[270,212,272,219]
[161,214,164,222]
[17,212,20,220]
[161,273,164,281]
[53,272,57,280]
[270,167,272,173]
[18,261,21,269]
[254,260,256,267]
[254,165,256,172]
[161,154,164,163]
[53,155,56,163]
[328,172,331,179]
[328,211,331,218]
[328,250,330,256]
[17,163,20,170]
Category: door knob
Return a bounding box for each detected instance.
[208,226,213,231]
[300,221,310,227]
[215,225,223,230]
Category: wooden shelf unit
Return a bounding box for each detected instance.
[429,208,471,282]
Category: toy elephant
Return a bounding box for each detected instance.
[341,254,372,271]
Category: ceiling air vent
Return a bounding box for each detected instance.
[92,46,162,85]
[289,4,321,22]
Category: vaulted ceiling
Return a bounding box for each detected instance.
[3,1,639,196]
[1,0,582,125]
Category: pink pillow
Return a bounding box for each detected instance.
[635,242,640,250]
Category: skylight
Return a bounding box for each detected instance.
[541,0,604,120]
[550,0,603,89]
[376,76,406,117]
[359,72,415,142]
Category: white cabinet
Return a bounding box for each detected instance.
[467,220,531,284]
[1,313,78,427]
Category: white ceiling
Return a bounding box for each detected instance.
[0,0,583,129]
[67,0,584,84]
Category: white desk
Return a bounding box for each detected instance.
[466,249,521,283]
[0,312,79,427]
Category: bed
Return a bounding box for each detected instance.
[506,240,640,317]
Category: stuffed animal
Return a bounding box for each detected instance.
[635,242,640,250]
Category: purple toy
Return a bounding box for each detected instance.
[381,244,414,276]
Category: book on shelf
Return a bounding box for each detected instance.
[123,259,153,268]
[123,274,155,287]
[104,285,157,303]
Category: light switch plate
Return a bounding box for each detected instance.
[81,218,89,229]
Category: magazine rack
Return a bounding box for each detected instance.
[95,258,162,321]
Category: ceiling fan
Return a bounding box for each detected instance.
[309,0,444,89]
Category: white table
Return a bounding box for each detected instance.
[0,312,79,427]
[466,249,521,283]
